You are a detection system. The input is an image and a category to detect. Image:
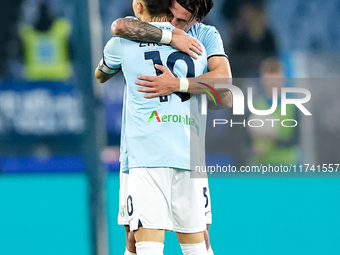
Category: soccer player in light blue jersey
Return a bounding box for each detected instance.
[112,0,232,107]
[96,0,212,254]
[110,1,232,254]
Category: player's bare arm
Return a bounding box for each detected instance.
[208,90,233,109]
[199,56,233,109]
[95,68,115,83]
[111,18,162,42]
[111,18,202,59]
[95,59,121,83]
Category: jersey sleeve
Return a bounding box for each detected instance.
[200,26,228,59]
[103,36,123,71]
[124,16,138,20]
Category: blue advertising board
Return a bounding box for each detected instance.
[0,80,85,136]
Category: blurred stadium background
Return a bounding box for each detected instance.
[0,0,339,254]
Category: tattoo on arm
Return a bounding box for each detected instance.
[115,18,163,42]
[208,91,232,109]
[207,94,218,109]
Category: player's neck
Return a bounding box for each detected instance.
[144,15,168,23]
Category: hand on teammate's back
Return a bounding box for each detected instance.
[171,28,202,59]
[136,64,180,98]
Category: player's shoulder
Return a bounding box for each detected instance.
[110,34,137,49]
[124,16,138,20]
[105,35,122,49]
[104,35,134,59]
[150,22,175,32]
[190,23,220,37]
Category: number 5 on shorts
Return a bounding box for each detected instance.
[203,187,209,208]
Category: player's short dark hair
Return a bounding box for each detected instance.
[175,0,214,22]
[143,0,172,17]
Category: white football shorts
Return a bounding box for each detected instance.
[127,167,206,233]
[118,169,212,227]
[201,177,212,225]
[118,171,130,225]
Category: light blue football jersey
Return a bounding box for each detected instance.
[118,22,227,172]
[188,23,227,59]
[186,23,228,170]
[119,86,129,173]
[104,22,208,171]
